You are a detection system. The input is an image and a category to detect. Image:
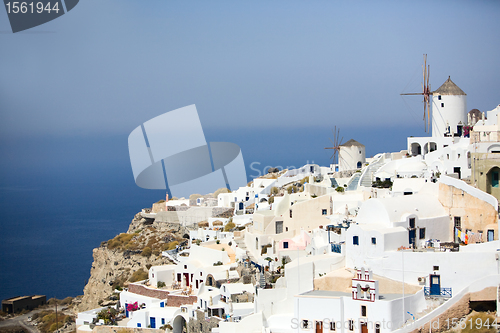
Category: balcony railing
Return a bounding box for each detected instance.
[424,287,452,298]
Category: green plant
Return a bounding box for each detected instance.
[213,187,230,198]
[195,239,201,246]
[261,244,272,255]
[335,186,345,193]
[270,187,279,195]
[141,246,152,257]
[268,196,275,204]
[222,247,225,251]
[156,199,165,203]
[311,194,317,198]
[287,185,298,194]
[224,221,236,232]
[157,281,166,288]
[216,240,220,244]
[130,268,148,282]
[213,261,223,266]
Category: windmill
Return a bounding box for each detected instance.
[325,126,344,168]
[401,54,432,132]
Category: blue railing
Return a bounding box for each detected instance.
[424,287,452,297]
[331,243,341,253]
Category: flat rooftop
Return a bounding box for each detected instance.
[298,290,405,301]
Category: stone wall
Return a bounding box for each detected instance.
[128,284,170,299]
[187,310,221,333]
[127,284,197,306]
[438,182,498,241]
[166,295,197,307]
[93,326,163,333]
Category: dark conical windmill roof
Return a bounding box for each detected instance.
[340,139,365,147]
[432,76,466,96]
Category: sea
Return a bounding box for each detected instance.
[0,125,424,302]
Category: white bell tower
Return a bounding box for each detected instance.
[431,76,467,138]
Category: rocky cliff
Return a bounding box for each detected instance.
[76,213,189,311]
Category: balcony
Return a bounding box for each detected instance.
[424,287,452,298]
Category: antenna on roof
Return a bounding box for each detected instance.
[401,54,432,132]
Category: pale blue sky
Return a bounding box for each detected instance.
[1,0,499,140]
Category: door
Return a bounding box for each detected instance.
[429,274,440,296]
[150,317,156,329]
[184,273,189,287]
[315,321,323,333]
[361,323,368,333]
[488,230,494,242]
[454,167,461,179]
[125,303,129,317]
[409,229,416,248]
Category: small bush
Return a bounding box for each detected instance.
[261,244,272,255]
[157,281,166,288]
[130,269,148,282]
[195,239,201,246]
[270,187,279,195]
[335,186,344,193]
[224,221,236,232]
[213,188,230,198]
[213,261,223,266]
[268,196,275,204]
[216,240,220,244]
[141,246,152,257]
[156,199,165,203]
[166,241,179,250]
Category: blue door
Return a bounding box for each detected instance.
[409,229,416,248]
[150,317,156,328]
[429,274,440,296]
[488,230,494,242]
[125,303,128,317]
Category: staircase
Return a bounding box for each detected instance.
[359,156,386,188]
[259,272,266,286]
[346,173,361,191]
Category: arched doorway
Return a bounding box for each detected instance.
[486,167,500,196]
[173,315,187,333]
[410,143,421,156]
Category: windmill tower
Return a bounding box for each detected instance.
[401,55,467,138]
[431,76,467,138]
[339,139,366,172]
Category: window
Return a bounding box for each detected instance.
[348,320,354,331]
[409,218,415,228]
[160,302,164,308]
[353,236,359,245]
[283,241,289,249]
[322,209,327,215]
[275,221,283,234]
[137,324,141,328]
[286,227,288,232]
[433,265,439,271]
[454,216,461,229]
[438,95,442,100]
[493,171,499,188]
[371,237,376,245]
[404,191,413,195]
[375,323,381,333]
[302,320,310,329]
[290,209,293,218]
[419,228,426,239]
[441,103,445,107]
[161,318,165,325]
[361,305,367,317]
[329,321,336,331]
[200,272,202,276]
[184,265,187,269]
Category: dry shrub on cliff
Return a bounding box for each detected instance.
[107,233,134,250]
[129,269,148,282]
[141,246,152,257]
[36,310,73,333]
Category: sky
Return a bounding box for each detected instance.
[0,0,499,301]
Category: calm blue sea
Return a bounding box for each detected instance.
[0,125,424,302]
